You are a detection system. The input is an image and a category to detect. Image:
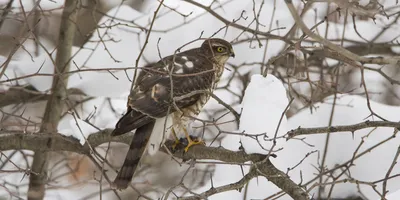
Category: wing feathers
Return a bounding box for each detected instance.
[127,54,215,119]
[112,108,153,136]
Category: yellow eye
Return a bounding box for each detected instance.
[216,46,225,52]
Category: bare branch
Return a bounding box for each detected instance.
[0,130,309,200]
[27,1,80,199]
[284,0,400,65]
[288,120,400,138]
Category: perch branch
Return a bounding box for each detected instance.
[0,130,309,200]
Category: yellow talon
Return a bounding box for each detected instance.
[184,137,205,152]
[171,129,180,150]
[172,141,180,150]
[183,128,205,152]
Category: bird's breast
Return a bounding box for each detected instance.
[174,63,224,127]
[182,93,209,118]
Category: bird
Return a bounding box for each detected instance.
[110,38,235,189]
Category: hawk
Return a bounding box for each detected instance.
[111,38,235,189]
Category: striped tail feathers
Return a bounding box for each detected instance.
[111,120,156,189]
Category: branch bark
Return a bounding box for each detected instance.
[27,1,79,199]
[288,120,400,138]
[170,143,309,200]
[182,0,292,44]
[3,121,396,199]
[0,85,46,107]
[0,86,86,107]
[0,130,309,200]
[284,0,400,66]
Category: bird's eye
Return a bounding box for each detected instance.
[216,46,225,53]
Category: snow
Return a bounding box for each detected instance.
[192,74,290,200]
[147,116,173,155]
[59,118,99,145]
[4,0,64,12]
[203,94,400,200]
[2,0,400,199]
[239,74,289,154]
[386,189,400,200]
[226,95,400,200]
[0,37,55,91]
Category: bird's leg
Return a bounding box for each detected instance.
[183,127,205,152]
[171,128,180,150]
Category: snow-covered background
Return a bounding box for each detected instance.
[1,0,400,199]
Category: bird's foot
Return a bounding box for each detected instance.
[171,128,181,151]
[184,136,205,152]
[172,138,181,151]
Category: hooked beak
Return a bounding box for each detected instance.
[230,50,235,58]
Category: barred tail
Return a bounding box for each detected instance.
[112,120,155,189]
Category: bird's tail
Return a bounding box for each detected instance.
[112,107,154,136]
[112,120,155,189]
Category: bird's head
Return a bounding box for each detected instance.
[201,38,235,64]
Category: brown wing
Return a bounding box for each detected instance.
[128,49,216,118]
[112,49,215,136]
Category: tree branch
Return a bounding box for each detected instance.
[0,130,309,200]
[182,0,292,44]
[0,129,126,153]
[0,85,47,107]
[0,85,86,108]
[284,0,400,65]
[171,143,309,200]
[27,1,80,199]
[178,168,258,200]
[288,120,400,138]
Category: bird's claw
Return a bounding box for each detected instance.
[184,136,205,152]
[172,138,180,151]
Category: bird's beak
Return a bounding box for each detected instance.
[230,49,235,58]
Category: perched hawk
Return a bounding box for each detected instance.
[111,38,235,189]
